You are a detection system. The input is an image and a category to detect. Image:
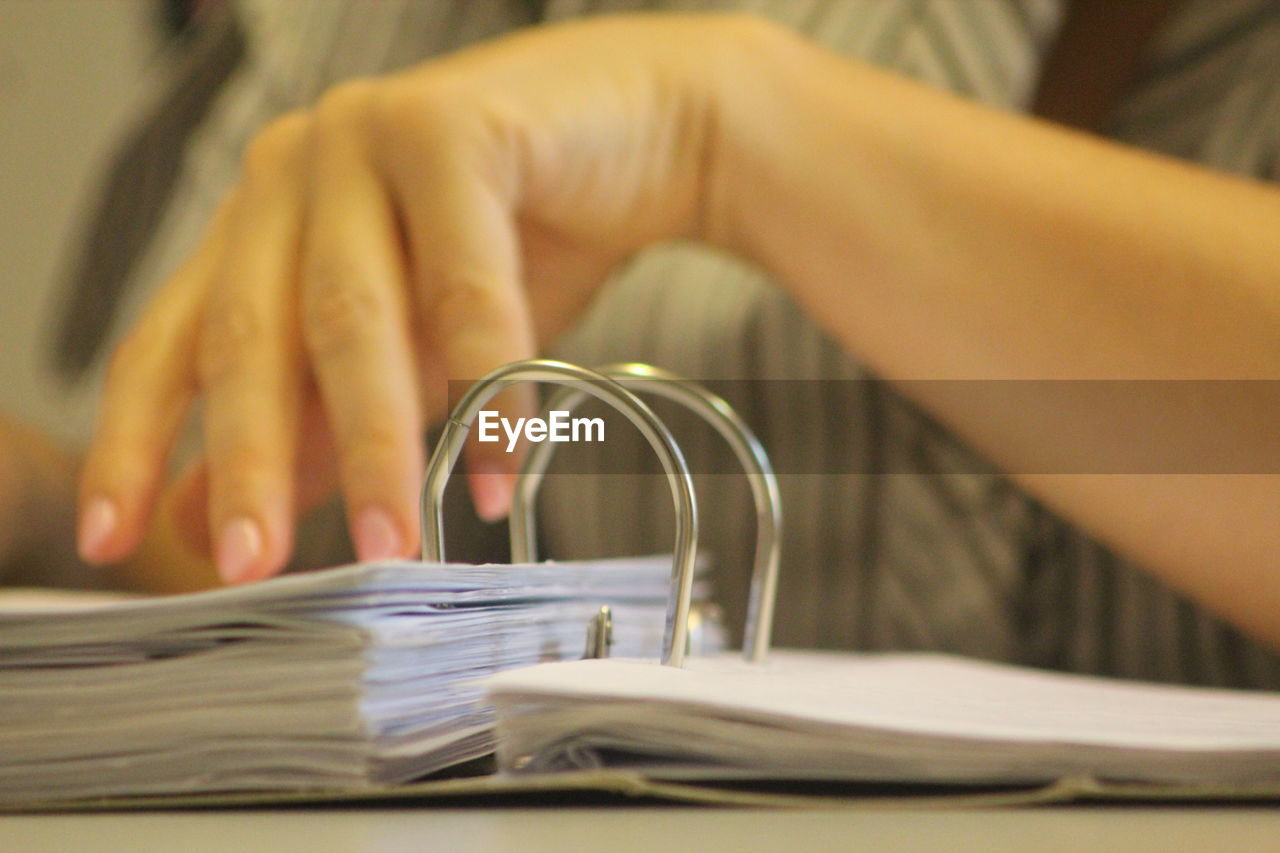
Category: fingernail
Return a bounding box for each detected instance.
[470,461,513,523]
[78,497,117,562]
[217,516,263,585]
[354,506,402,562]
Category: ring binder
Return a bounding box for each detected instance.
[419,359,700,667]
[509,363,781,663]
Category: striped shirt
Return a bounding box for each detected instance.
[53,0,1280,687]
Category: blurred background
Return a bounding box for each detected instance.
[0,0,159,438]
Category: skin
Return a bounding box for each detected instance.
[69,12,1280,646]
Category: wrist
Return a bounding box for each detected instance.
[700,13,905,327]
[700,16,856,271]
[698,14,788,258]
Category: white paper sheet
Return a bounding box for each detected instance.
[487,651,1280,784]
[0,557,722,804]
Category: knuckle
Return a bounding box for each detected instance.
[316,77,377,121]
[197,302,266,384]
[209,446,281,497]
[301,270,385,358]
[104,319,173,400]
[372,78,469,139]
[427,268,504,329]
[340,423,409,481]
[223,445,278,479]
[240,110,310,182]
[369,80,513,180]
[104,331,149,388]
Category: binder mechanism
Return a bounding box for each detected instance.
[419,359,782,667]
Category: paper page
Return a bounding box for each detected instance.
[488,650,1280,751]
[0,588,144,612]
[0,556,703,804]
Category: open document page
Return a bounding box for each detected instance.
[0,558,721,805]
[487,650,1280,785]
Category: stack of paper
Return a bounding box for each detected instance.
[487,651,1280,785]
[0,558,719,804]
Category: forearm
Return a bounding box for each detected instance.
[709,20,1280,645]
[714,21,1279,381]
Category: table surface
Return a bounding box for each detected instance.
[4,806,1279,853]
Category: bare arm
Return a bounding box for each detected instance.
[80,14,1280,644]
[709,21,1280,646]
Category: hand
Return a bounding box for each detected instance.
[78,14,761,584]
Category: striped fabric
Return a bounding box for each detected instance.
[52,0,1280,686]
[1112,0,1280,178]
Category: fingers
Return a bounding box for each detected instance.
[298,83,426,561]
[377,90,538,520]
[86,66,567,577]
[78,205,226,565]
[168,388,342,558]
[198,114,309,584]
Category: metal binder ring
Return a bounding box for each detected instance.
[419,359,699,667]
[509,363,781,664]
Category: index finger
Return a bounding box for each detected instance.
[78,203,229,564]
